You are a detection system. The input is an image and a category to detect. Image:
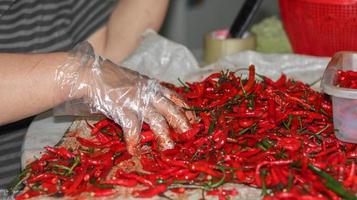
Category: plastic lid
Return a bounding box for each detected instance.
[322,52,357,99]
[299,0,357,5]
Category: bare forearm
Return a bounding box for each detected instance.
[0,53,70,125]
[98,0,169,63]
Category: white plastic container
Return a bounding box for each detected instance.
[321,52,357,143]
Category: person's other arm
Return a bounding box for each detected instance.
[0,53,72,125]
[88,0,169,64]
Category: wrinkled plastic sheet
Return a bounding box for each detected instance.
[21,30,331,200]
[123,30,329,89]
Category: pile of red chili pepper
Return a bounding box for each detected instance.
[336,69,357,89]
[11,65,357,200]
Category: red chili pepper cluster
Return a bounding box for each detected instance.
[13,65,357,200]
[336,69,357,89]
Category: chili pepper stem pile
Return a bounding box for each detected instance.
[11,65,357,200]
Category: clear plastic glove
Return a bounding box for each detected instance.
[55,42,191,155]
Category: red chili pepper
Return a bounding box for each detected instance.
[211,129,228,150]
[132,184,167,198]
[255,160,293,187]
[101,178,138,187]
[185,82,205,99]
[27,173,57,184]
[64,169,86,195]
[94,131,111,144]
[277,137,301,151]
[346,151,357,159]
[91,119,112,135]
[273,74,287,88]
[173,169,198,180]
[263,76,275,86]
[208,95,231,108]
[188,161,222,177]
[42,181,58,194]
[160,155,188,168]
[268,98,276,124]
[140,130,154,143]
[15,190,41,200]
[336,69,357,89]
[204,72,222,82]
[30,159,47,172]
[238,118,254,128]
[45,146,74,159]
[238,65,255,95]
[236,148,261,158]
[77,137,101,148]
[199,112,212,133]
[109,142,127,152]
[207,188,238,197]
[80,153,101,165]
[20,67,351,200]
[113,152,132,165]
[174,123,202,142]
[122,173,154,187]
[283,92,313,110]
[176,171,200,181]
[91,188,117,197]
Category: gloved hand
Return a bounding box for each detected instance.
[55,42,191,155]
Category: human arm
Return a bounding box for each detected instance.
[88,0,169,64]
[0,43,190,155]
[0,53,72,125]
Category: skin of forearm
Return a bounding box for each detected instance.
[89,0,169,64]
[0,53,72,125]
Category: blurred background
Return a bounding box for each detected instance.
[160,0,357,60]
[160,0,279,50]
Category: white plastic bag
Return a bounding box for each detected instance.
[122,30,200,84]
[123,30,329,89]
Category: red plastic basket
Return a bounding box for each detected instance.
[279,0,357,56]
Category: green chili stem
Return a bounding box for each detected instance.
[282,115,293,130]
[297,116,303,130]
[178,78,190,92]
[258,138,274,151]
[260,169,268,196]
[53,164,72,171]
[89,178,114,189]
[204,166,226,189]
[216,165,242,171]
[287,174,294,191]
[309,78,322,87]
[239,127,251,135]
[8,167,30,193]
[168,184,205,190]
[315,124,330,135]
[239,79,247,97]
[208,121,216,135]
[308,164,356,200]
[66,155,80,176]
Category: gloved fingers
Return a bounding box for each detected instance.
[144,106,174,150]
[160,86,196,124]
[117,108,142,156]
[151,95,191,133]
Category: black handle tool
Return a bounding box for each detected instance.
[229,0,263,38]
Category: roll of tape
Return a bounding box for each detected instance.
[204,30,257,64]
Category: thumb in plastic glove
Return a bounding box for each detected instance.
[55,42,191,155]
